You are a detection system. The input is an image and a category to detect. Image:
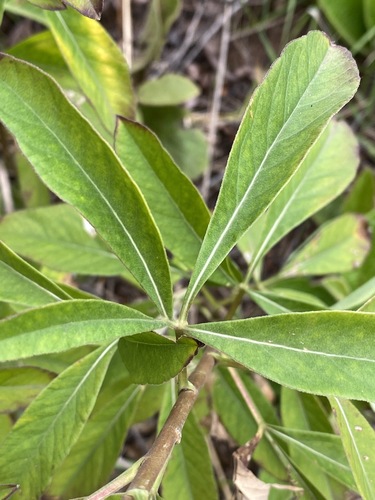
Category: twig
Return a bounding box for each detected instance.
[228,367,264,427]
[122,0,132,68]
[125,349,216,496]
[163,0,206,74]
[201,1,233,200]
[0,123,15,214]
[206,436,232,500]
[178,1,244,72]
[0,159,14,214]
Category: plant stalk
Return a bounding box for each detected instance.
[125,349,216,496]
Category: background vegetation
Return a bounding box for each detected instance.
[0,1,374,499]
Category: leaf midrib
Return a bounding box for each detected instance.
[185,39,332,307]
[2,72,167,317]
[188,327,375,363]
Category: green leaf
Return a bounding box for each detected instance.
[281,388,333,434]
[279,214,370,278]
[141,105,209,180]
[269,427,356,491]
[4,0,47,23]
[250,288,327,313]
[48,385,142,498]
[0,0,5,36]
[0,204,131,276]
[359,295,375,312]
[133,0,181,71]
[0,241,71,307]
[187,311,375,401]
[239,120,359,277]
[342,166,375,214]
[28,0,65,13]
[162,411,218,500]
[7,30,76,91]
[181,31,360,316]
[119,332,197,385]
[0,55,172,317]
[0,367,54,413]
[0,414,12,443]
[331,277,375,310]
[330,398,375,500]
[280,388,344,498]
[318,0,366,45]
[0,300,168,362]
[46,8,134,131]
[115,119,233,284]
[247,290,291,315]
[364,0,375,30]
[138,74,199,106]
[0,343,116,500]
[15,152,51,208]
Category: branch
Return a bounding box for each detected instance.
[125,348,216,496]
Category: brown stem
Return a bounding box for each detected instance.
[125,349,216,496]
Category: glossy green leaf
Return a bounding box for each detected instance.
[213,366,287,480]
[270,427,356,491]
[240,120,359,277]
[330,398,375,500]
[0,241,71,307]
[0,300,168,362]
[138,74,199,106]
[318,0,366,45]
[119,332,197,385]
[162,411,218,500]
[0,343,116,500]
[48,385,142,498]
[0,205,131,276]
[46,8,134,131]
[187,311,375,401]
[0,55,172,317]
[280,214,370,278]
[181,31,360,316]
[0,367,54,412]
[115,119,233,284]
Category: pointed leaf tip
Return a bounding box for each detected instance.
[181,31,360,316]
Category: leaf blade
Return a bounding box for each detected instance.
[0,240,71,307]
[0,54,172,317]
[187,311,375,401]
[181,31,360,315]
[240,120,359,276]
[0,343,116,500]
[0,300,168,362]
[46,9,135,131]
[115,119,235,284]
[330,397,375,500]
